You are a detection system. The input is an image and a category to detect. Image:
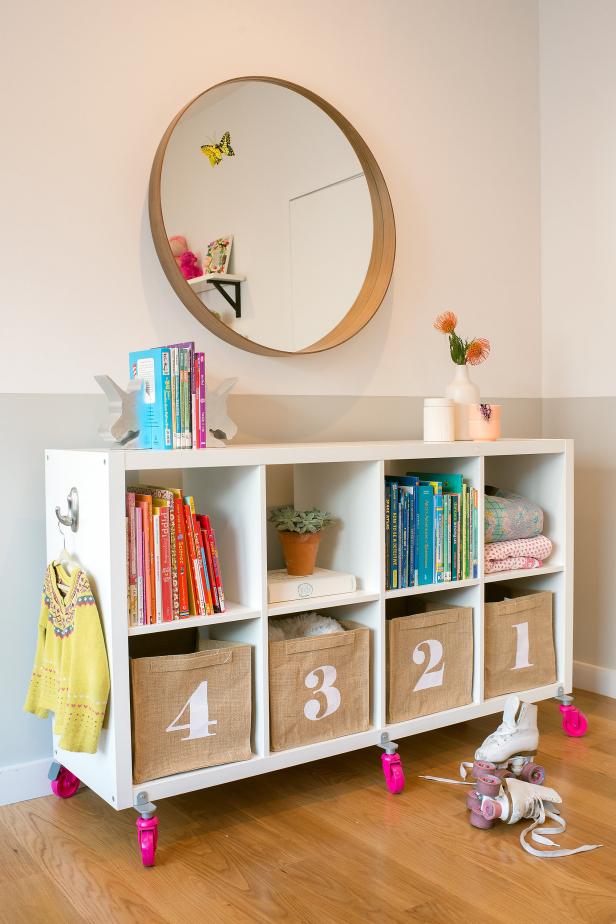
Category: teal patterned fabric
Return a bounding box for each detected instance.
[485,488,543,544]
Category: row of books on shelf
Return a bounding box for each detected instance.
[129,341,206,450]
[126,485,225,626]
[385,472,479,590]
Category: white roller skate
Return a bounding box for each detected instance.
[463,695,546,784]
[468,775,602,858]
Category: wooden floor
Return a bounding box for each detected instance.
[1,690,614,924]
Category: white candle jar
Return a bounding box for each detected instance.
[423,397,455,442]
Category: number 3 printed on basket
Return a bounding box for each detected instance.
[166,681,218,740]
[304,665,341,721]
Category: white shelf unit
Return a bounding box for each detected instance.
[44,439,573,814]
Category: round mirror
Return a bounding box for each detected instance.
[149,77,395,356]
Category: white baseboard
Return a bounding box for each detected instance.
[0,758,51,806]
[573,660,616,698]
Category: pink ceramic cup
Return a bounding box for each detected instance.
[468,404,501,441]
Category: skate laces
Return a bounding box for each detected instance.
[520,796,602,858]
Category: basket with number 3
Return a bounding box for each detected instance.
[387,605,474,723]
[268,620,370,751]
[130,639,252,783]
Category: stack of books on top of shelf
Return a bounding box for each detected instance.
[129,341,206,450]
[385,472,478,591]
[126,486,225,627]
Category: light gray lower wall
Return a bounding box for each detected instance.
[0,393,541,803]
[543,398,616,694]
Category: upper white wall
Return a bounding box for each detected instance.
[540,0,616,398]
[0,0,541,397]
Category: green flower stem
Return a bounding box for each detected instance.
[449,331,468,365]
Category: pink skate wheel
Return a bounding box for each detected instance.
[136,815,159,867]
[472,760,496,780]
[493,768,514,780]
[476,774,501,798]
[560,705,588,738]
[50,767,80,799]
[481,798,502,821]
[470,810,493,829]
[520,761,546,785]
[466,790,482,812]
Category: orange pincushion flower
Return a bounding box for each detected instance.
[433,311,458,334]
[466,338,491,365]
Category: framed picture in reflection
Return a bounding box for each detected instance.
[204,236,233,275]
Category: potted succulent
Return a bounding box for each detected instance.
[268,506,335,575]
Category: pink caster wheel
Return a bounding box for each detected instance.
[560,705,588,738]
[476,774,501,798]
[50,766,80,799]
[381,752,405,794]
[520,761,546,784]
[136,815,159,867]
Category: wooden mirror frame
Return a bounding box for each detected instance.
[149,76,396,356]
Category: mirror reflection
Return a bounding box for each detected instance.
[160,80,373,352]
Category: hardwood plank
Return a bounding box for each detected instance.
[1,691,614,924]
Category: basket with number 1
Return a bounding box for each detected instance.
[387,605,474,723]
[268,620,370,751]
[130,639,252,783]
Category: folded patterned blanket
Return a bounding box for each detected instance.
[484,535,553,573]
[485,489,544,543]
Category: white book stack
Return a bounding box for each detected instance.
[267,567,357,604]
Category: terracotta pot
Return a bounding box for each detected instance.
[278,531,322,575]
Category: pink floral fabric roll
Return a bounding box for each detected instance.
[484,535,553,573]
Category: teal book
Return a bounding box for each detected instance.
[415,484,434,585]
[129,347,172,450]
[451,493,460,581]
[411,472,464,496]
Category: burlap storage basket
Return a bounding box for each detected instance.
[484,590,555,699]
[131,639,252,783]
[269,620,370,751]
[387,606,473,723]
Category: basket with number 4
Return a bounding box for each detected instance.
[268,620,370,751]
[484,588,555,699]
[387,604,474,723]
[130,639,252,783]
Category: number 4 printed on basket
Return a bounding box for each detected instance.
[166,681,218,740]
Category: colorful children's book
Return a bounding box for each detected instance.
[128,348,172,451]
[415,484,434,585]
[135,505,144,626]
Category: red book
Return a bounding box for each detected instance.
[197,518,219,612]
[172,495,190,617]
[202,514,225,612]
[158,505,173,621]
[193,516,214,615]
[183,504,206,615]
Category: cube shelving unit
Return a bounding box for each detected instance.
[45,439,573,825]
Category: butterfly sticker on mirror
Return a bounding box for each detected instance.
[200,131,235,167]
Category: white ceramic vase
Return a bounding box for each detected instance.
[445,364,479,440]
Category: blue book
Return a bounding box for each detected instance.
[129,348,172,450]
[384,485,391,590]
[415,484,434,585]
[386,478,399,589]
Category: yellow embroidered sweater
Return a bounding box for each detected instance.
[24,563,110,754]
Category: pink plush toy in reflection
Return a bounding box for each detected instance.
[179,250,202,280]
[168,235,188,267]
